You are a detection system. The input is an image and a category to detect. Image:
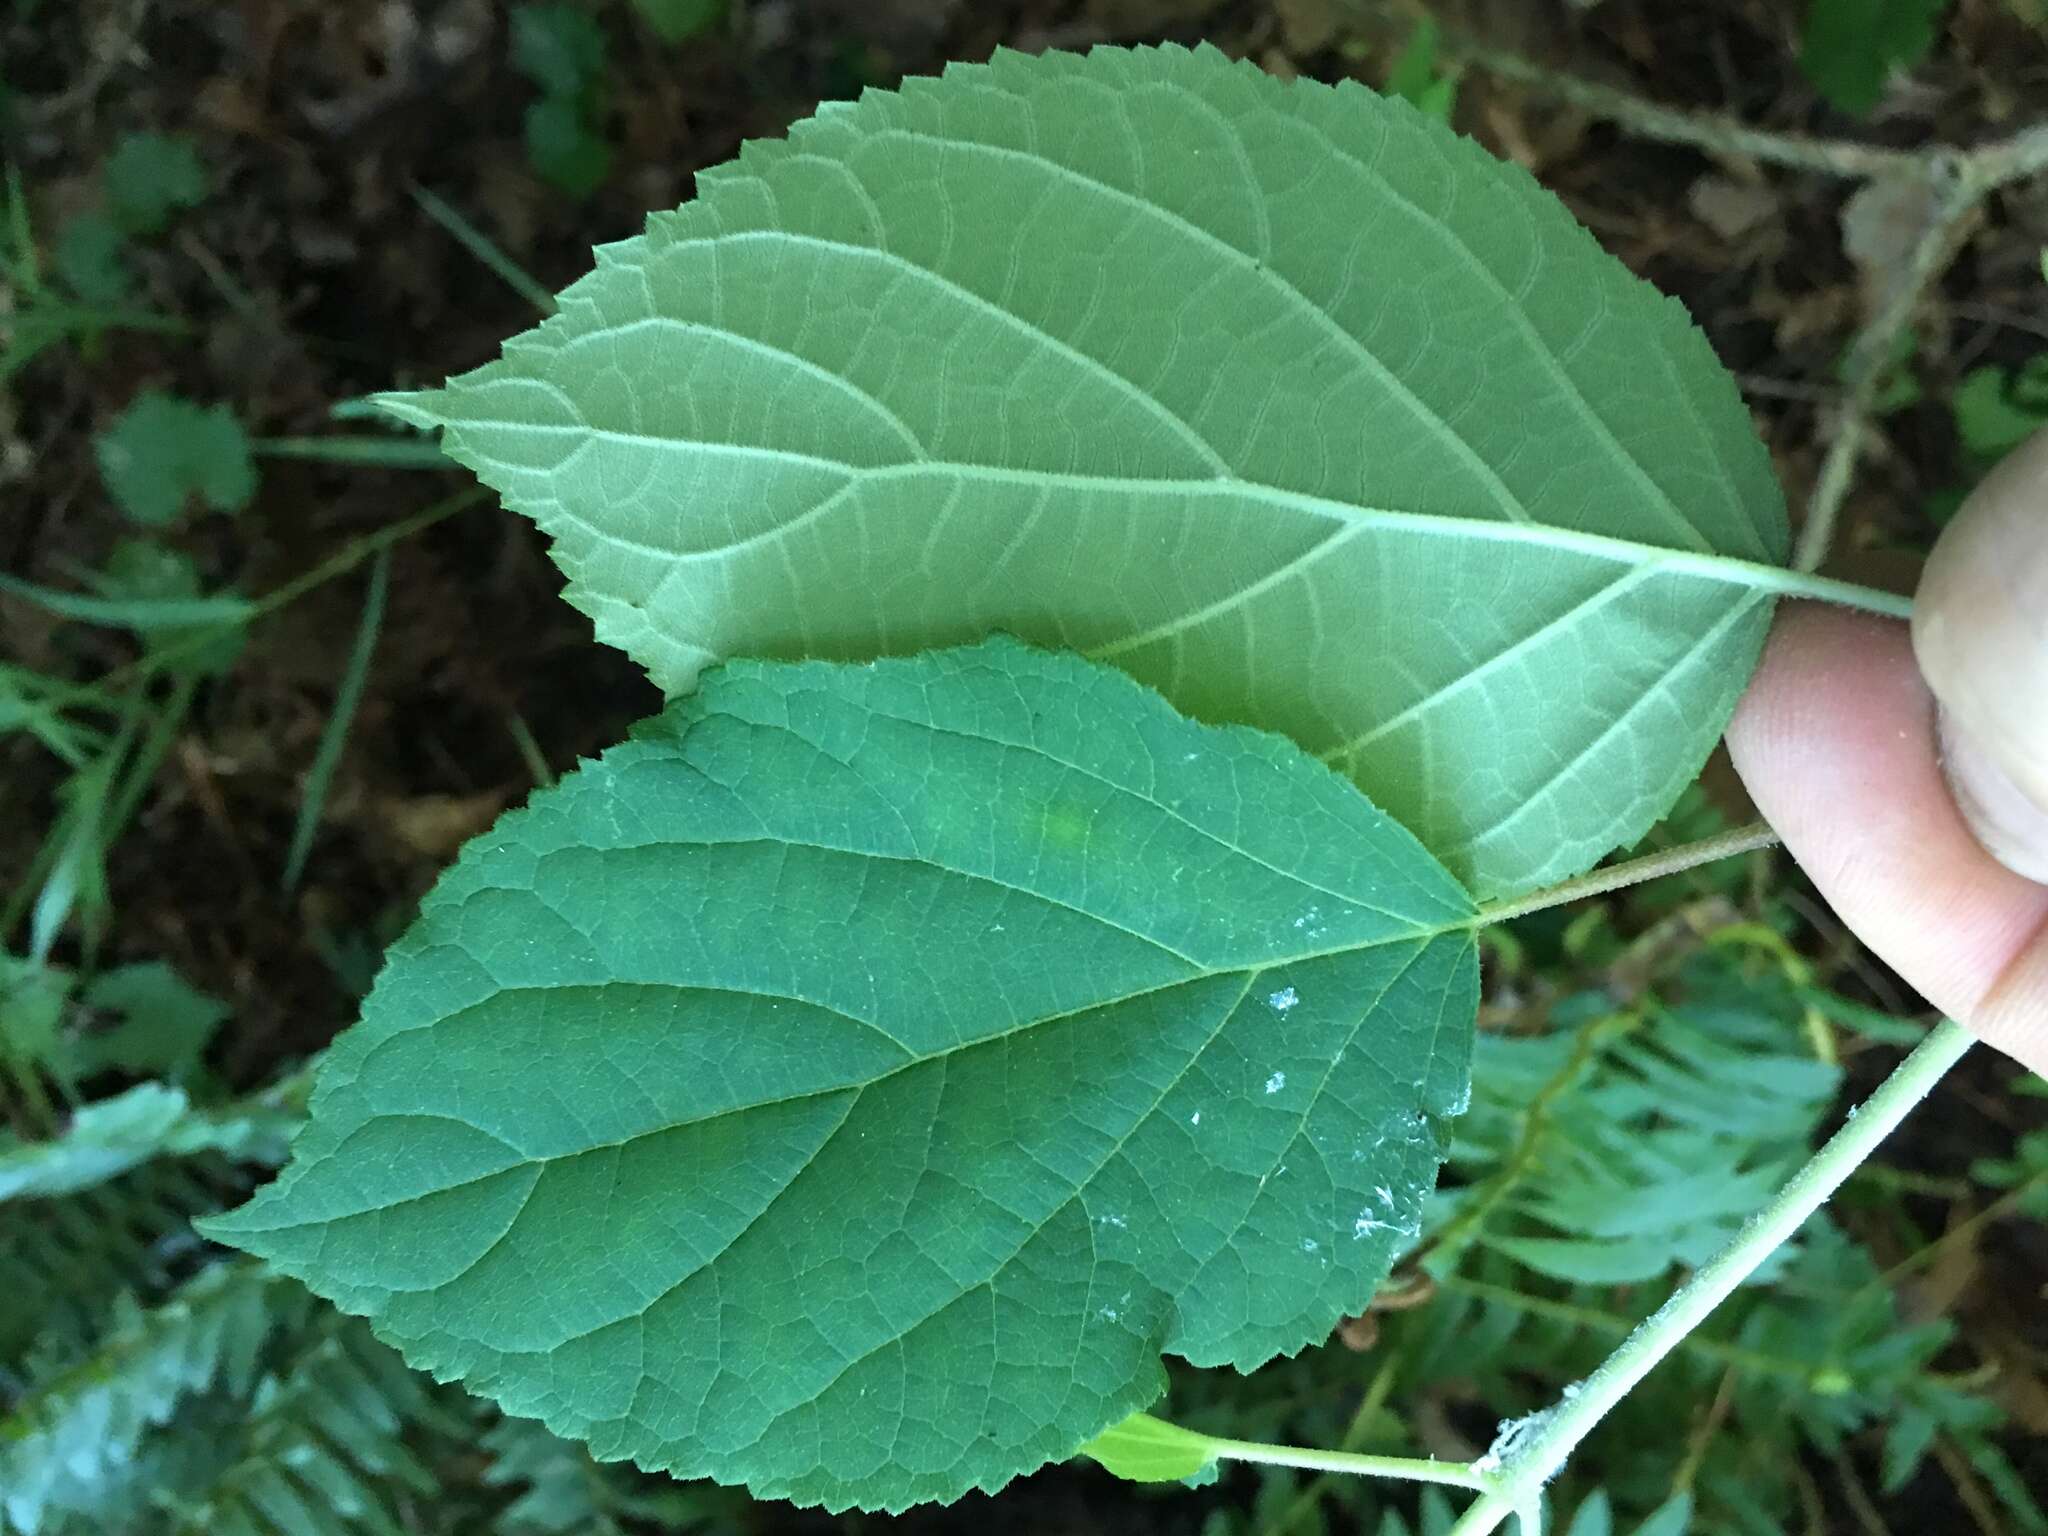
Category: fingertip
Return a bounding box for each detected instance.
[1727,603,2048,1043]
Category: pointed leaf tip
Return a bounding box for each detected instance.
[366,389,448,431]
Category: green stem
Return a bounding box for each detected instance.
[1445,1020,1975,1536]
[1734,565,1912,619]
[1206,1433,1495,1493]
[410,184,557,315]
[1259,1353,1408,1536]
[253,436,455,469]
[1474,823,1780,928]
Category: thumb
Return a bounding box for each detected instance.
[1911,426,2048,1044]
[1911,427,2048,885]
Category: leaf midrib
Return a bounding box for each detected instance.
[457,424,1800,602]
[280,907,1472,1235]
[844,118,1732,557]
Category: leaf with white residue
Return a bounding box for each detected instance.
[205,638,1478,1510]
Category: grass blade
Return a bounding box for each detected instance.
[0,573,253,631]
[253,436,454,469]
[283,550,389,892]
[409,185,556,315]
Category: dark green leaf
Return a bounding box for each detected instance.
[630,0,724,44]
[103,131,209,236]
[53,213,131,304]
[512,3,609,97]
[206,638,1479,1510]
[524,97,612,199]
[1799,0,1947,116]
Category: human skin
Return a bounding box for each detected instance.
[1728,430,2048,1072]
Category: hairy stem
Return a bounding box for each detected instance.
[1474,823,1781,928]
[1206,1434,1494,1493]
[1257,1352,1409,1536]
[1733,565,1913,619]
[1445,1020,1975,1536]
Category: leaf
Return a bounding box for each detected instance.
[376,43,1788,901]
[1799,0,1946,116]
[0,1082,293,1203]
[630,0,725,43]
[1079,1412,1221,1483]
[1955,359,2048,460]
[53,212,132,304]
[103,131,209,236]
[95,391,257,525]
[1385,21,1457,122]
[1563,1491,1614,1536]
[1484,1233,1676,1285]
[512,3,609,97]
[524,96,613,199]
[1628,1493,1694,1536]
[205,637,1479,1511]
[67,960,230,1083]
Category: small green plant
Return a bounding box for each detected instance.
[512,3,614,197]
[627,0,724,44]
[94,390,257,526]
[171,42,2035,1533]
[0,147,193,380]
[1384,20,1459,121]
[1954,352,2048,460]
[1799,0,1949,115]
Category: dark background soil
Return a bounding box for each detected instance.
[6,1,2048,1531]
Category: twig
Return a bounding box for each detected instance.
[1793,158,1984,573]
[1439,38,1918,180]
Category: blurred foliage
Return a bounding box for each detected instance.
[1799,0,1948,115]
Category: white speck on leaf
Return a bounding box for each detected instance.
[1264,1071,1286,1094]
[1375,1184,1394,1208]
[1300,1237,1319,1254]
[1190,1111,1201,1126]
[1266,986,1298,1013]
[1353,1212,1390,1239]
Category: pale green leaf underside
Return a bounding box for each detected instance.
[377,42,1788,900]
[204,639,1478,1511]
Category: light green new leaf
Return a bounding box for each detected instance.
[377,43,1789,900]
[1079,1412,1220,1483]
[206,638,1478,1510]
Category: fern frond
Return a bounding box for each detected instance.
[0,1262,295,1536]
[167,1319,447,1536]
[0,1082,295,1204]
[0,1157,255,1376]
